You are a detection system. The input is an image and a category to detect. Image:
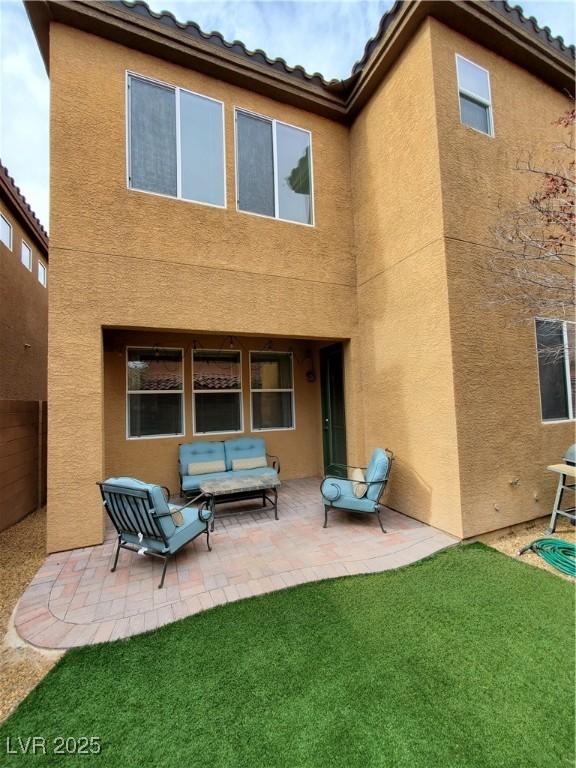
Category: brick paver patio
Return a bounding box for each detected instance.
[14,478,458,649]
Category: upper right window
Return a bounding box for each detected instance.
[235,109,313,226]
[455,55,493,137]
[535,319,575,422]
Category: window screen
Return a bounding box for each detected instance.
[236,111,275,217]
[129,76,177,197]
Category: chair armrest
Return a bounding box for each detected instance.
[267,453,281,473]
[197,500,213,523]
[161,486,171,503]
[156,498,213,522]
[322,474,382,486]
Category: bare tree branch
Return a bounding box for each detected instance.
[490,109,576,318]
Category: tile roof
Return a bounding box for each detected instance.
[114,0,347,90]
[116,0,574,88]
[0,160,48,255]
[353,0,574,75]
[24,0,575,121]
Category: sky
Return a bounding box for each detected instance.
[0,0,574,231]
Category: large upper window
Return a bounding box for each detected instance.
[21,241,32,270]
[250,351,294,430]
[235,110,313,225]
[455,55,493,137]
[0,214,12,249]
[127,347,184,438]
[535,319,575,422]
[193,350,243,434]
[127,73,225,208]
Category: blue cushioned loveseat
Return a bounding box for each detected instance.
[179,437,280,496]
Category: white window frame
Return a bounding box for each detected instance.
[455,54,494,138]
[0,214,12,250]
[192,349,244,436]
[126,346,185,440]
[21,240,32,270]
[534,318,575,424]
[249,350,296,432]
[125,71,227,210]
[234,107,315,227]
[38,260,47,287]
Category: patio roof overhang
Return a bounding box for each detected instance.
[25,0,575,125]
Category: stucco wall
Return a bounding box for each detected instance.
[47,23,358,551]
[0,201,48,401]
[350,20,463,537]
[103,330,324,493]
[46,16,573,552]
[430,20,574,537]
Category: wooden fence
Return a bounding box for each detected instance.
[0,400,47,532]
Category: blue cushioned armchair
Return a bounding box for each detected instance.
[98,477,213,588]
[320,448,393,532]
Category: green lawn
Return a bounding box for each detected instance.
[1,544,574,767]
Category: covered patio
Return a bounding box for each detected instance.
[13,478,457,650]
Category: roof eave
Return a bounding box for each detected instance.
[25,0,575,126]
[347,0,575,119]
[25,0,349,122]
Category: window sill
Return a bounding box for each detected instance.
[127,185,227,212]
[192,430,244,437]
[251,426,296,433]
[459,122,494,139]
[541,418,575,425]
[127,433,185,441]
[236,207,314,229]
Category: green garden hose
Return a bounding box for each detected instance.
[519,538,576,577]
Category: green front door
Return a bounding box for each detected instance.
[320,343,347,476]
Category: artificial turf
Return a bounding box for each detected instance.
[0,544,574,767]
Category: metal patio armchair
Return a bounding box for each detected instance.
[320,448,394,532]
[98,477,213,588]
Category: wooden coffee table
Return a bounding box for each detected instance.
[199,475,281,530]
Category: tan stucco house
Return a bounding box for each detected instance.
[0,162,49,529]
[25,0,574,552]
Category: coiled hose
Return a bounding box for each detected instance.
[519,538,576,577]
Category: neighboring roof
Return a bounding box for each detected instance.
[25,0,575,122]
[0,162,48,257]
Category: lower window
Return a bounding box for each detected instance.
[250,351,294,430]
[193,350,243,434]
[127,347,184,437]
[535,319,575,422]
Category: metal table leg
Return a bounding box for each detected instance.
[546,471,576,534]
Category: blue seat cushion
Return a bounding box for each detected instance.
[224,437,266,471]
[321,477,377,513]
[179,441,226,477]
[121,507,207,554]
[182,466,278,492]
[182,470,234,492]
